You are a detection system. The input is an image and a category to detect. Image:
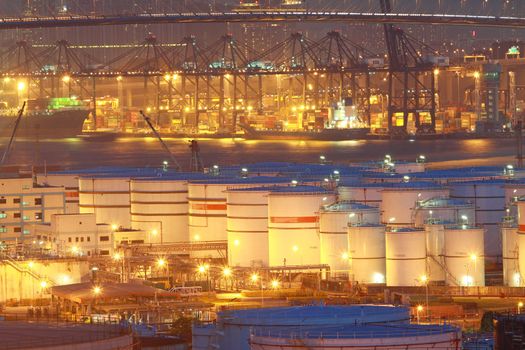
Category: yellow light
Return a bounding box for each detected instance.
[341,252,349,260]
[292,245,299,252]
[40,280,48,289]
[194,234,200,241]
[172,74,178,80]
[247,106,253,112]
[151,229,158,236]
[470,254,477,261]
[417,305,423,312]
[61,75,71,83]
[184,107,190,112]
[198,264,209,273]
[222,267,232,277]
[156,258,166,268]
[3,77,11,83]
[519,301,524,308]
[61,275,70,284]
[93,286,102,295]
[116,75,123,81]
[233,239,240,246]
[17,81,26,91]
[71,246,79,253]
[27,261,35,269]
[113,252,122,261]
[420,275,428,283]
[111,224,118,231]
[146,107,152,113]
[164,73,171,81]
[473,71,480,79]
[433,68,440,75]
[271,280,280,289]
[250,273,259,282]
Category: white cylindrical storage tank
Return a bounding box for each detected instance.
[425,224,445,283]
[449,180,505,260]
[337,183,390,207]
[502,225,520,287]
[188,177,292,258]
[444,226,485,286]
[268,186,336,266]
[319,202,380,279]
[226,187,273,267]
[381,182,449,227]
[385,228,426,287]
[216,305,410,350]
[130,174,207,244]
[348,224,386,284]
[250,324,462,350]
[414,197,475,227]
[78,175,131,228]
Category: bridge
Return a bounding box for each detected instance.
[1,11,525,31]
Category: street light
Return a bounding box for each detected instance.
[112,252,122,261]
[519,301,524,314]
[93,286,102,295]
[222,267,232,277]
[271,279,280,289]
[157,258,167,268]
[416,305,423,324]
[222,267,232,290]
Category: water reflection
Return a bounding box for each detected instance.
[0,136,517,169]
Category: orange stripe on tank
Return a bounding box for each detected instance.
[270,216,318,224]
[191,203,227,211]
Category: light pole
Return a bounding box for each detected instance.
[420,275,429,320]
[222,267,232,290]
[251,273,263,306]
[416,305,423,324]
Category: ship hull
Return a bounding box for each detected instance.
[0,109,88,138]
[242,127,371,141]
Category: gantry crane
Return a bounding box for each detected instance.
[380,0,438,135]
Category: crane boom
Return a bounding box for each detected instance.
[1,102,26,166]
[139,110,181,171]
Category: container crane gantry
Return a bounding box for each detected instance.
[380,0,437,135]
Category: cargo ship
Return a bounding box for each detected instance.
[240,123,370,141]
[0,97,89,138]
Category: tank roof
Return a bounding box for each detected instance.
[448,179,507,185]
[350,223,385,228]
[445,224,483,230]
[382,181,444,190]
[321,201,377,212]
[188,176,293,185]
[338,182,395,188]
[416,197,473,208]
[218,305,409,326]
[48,166,172,175]
[252,323,459,340]
[387,227,425,233]
[267,185,333,194]
[131,173,212,181]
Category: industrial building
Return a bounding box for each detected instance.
[0,175,66,246]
